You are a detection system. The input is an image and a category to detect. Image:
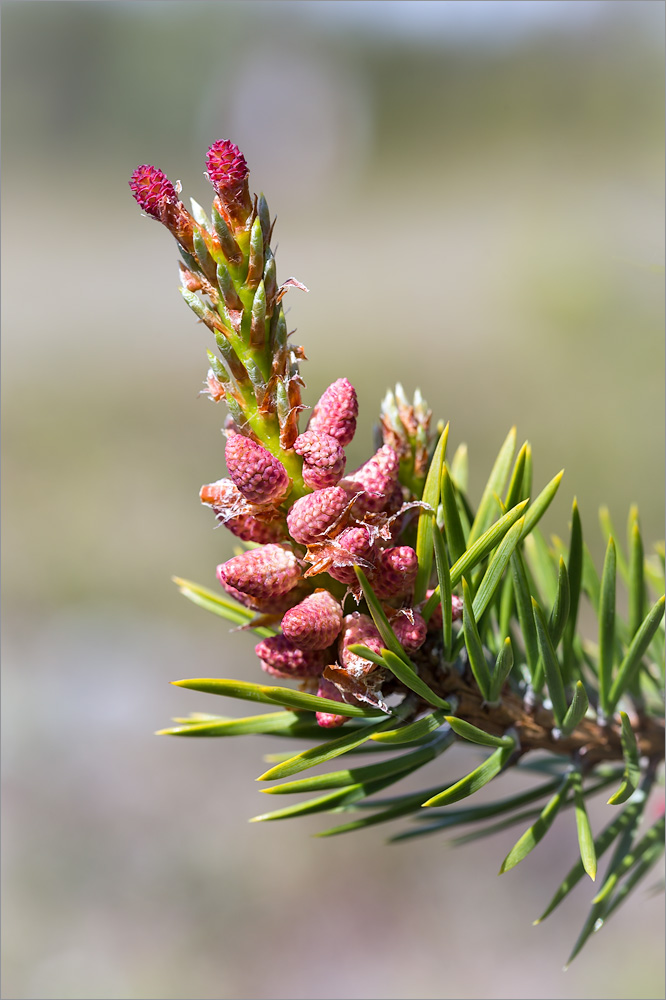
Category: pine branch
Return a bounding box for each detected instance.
[130,140,666,968]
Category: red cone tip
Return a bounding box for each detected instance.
[129,164,177,218]
[206,140,249,192]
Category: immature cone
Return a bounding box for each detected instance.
[255,635,328,679]
[205,139,252,227]
[217,544,301,610]
[389,610,427,653]
[293,431,346,490]
[225,433,289,504]
[372,546,419,599]
[281,590,343,650]
[129,165,197,253]
[308,378,358,447]
[129,164,178,219]
[286,487,349,545]
[315,677,348,728]
[342,445,400,514]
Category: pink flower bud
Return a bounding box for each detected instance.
[307,378,358,447]
[217,543,301,609]
[225,434,289,504]
[339,613,384,678]
[425,591,463,630]
[286,486,349,545]
[293,431,346,489]
[342,445,400,515]
[129,164,178,219]
[372,546,418,599]
[389,609,427,653]
[206,140,249,192]
[315,677,347,728]
[326,526,375,585]
[255,635,327,679]
[281,590,343,650]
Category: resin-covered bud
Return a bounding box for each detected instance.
[217,543,301,608]
[255,635,327,679]
[425,591,464,630]
[286,486,349,545]
[342,445,400,514]
[389,609,427,653]
[293,431,346,490]
[372,546,418,599]
[281,590,343,650]
[315,677,348,728]
[225,433,289,504]
[307,378,358,447]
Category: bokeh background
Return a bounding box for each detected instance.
[2,2,664,998]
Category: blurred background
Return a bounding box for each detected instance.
[2,2,664,998]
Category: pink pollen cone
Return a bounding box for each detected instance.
[217,543,301,608]
[281,590,343,650]
[315,677,348,728]
[389,610,427,653]
[293,431,346,489]
[307,378,358,447]
[425,591,463,630]
[326,526,375,585]
[339,613,384,678]
[255,635,328,679]
[342,445,400,515]
[225,433,289,505]
[372,546,418,599]
[286,486,349,545]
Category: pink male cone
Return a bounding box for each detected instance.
[225,433,289,505]
[255,635,328,678]
[217,543,301,609]
[281,590,343,650]
[307,378,358,447]
[286,487,349,545]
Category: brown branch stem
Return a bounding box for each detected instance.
[420,662,664,768]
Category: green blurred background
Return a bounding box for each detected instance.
[2,2,664,998]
